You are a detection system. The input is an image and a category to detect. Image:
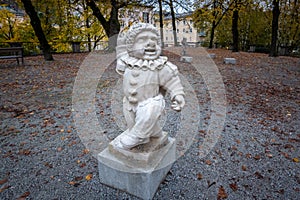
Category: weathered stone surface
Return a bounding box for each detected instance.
[108,131,169,169]
[114,23,185,150]
[98,137,176,199]
[209,53,216,59]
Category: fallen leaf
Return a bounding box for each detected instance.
[44,162,53,168]
[68,181,80,187]
[0,178,8,185]
[197,173,203,180]
[85,174,93,181]
[231,146,238,151]
[0,185,10,193]
[281,152,290,158]
[242,165,247,171]
[80,163,86,168]
[284,144,294,149]
[68,141,77,146]
[270,138,276,143]
[83,149,90,154]
[254,171,264,179]
[16,191,30,200]
[57,147,63,152]
[75,176,83,181]
[293,158,299,163]
[18,149,31,156]
[254,155,261,160]
[266,153,273,158]
[205,160,212,165]
[276,189,285,194]
[217,186,228,199]
[229,183,238,191]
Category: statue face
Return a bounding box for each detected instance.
[131,31,161,60]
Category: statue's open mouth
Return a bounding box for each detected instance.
[144,48,156,54]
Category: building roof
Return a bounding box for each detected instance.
[154,11,193,20]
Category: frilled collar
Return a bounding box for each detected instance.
[121,55,168,71]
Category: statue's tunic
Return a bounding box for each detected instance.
[117,55,184,139]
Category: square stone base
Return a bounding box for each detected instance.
[180,56,193,63]
[224,57,236,64]
[98,137,176,199]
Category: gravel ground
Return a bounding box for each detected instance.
[0,48,299,200]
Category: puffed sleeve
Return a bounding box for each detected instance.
[159,61,184,100]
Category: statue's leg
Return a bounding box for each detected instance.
[123,97,135,130]
[131,94,165,139]
[119,95,165,149]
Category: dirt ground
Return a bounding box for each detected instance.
[0,48,299,199]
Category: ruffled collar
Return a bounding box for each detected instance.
[121,55,168,71]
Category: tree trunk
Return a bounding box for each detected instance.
[209,20,216,48]
[21,0,53,60]
[87,0,120,51]
[232,8,239,52]
[108,0,120,51]
[85,18,92,52]
[169,0,178,46]
[269,0,280,57]
[158,0,164,48]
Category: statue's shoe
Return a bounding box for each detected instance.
[119,134,150,150]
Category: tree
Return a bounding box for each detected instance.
[167,0,179,46]
[193,0,233,48]
[21,0,53,60]
[231,0,240,52]
[158,0,164,48]
[142,0,165,47]
[87,0,127,51]
[0,9,18,41]
[231,0,250,52]
[278,0,300,51]
[269,0,280,57]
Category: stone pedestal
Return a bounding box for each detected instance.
[180,56,193,63]
[98,132,176,200]
[209,53,216,59]
[224,57,236,64]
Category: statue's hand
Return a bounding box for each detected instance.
[171,95,185,111]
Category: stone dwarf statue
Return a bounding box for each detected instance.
[115,23,185,150]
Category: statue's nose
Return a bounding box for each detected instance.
[147,40,155,47]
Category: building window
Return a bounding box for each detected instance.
[183,20,186,25]
[143,12,149,23]
[190,28,193,33]
[183,28,185,33]
[190,20,193,25]
[177,29,179,33]
[166,37,168,41]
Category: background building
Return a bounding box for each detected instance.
[119,5,154,32]
[154,12,200,47]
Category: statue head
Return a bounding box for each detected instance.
[126,23,161,60]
